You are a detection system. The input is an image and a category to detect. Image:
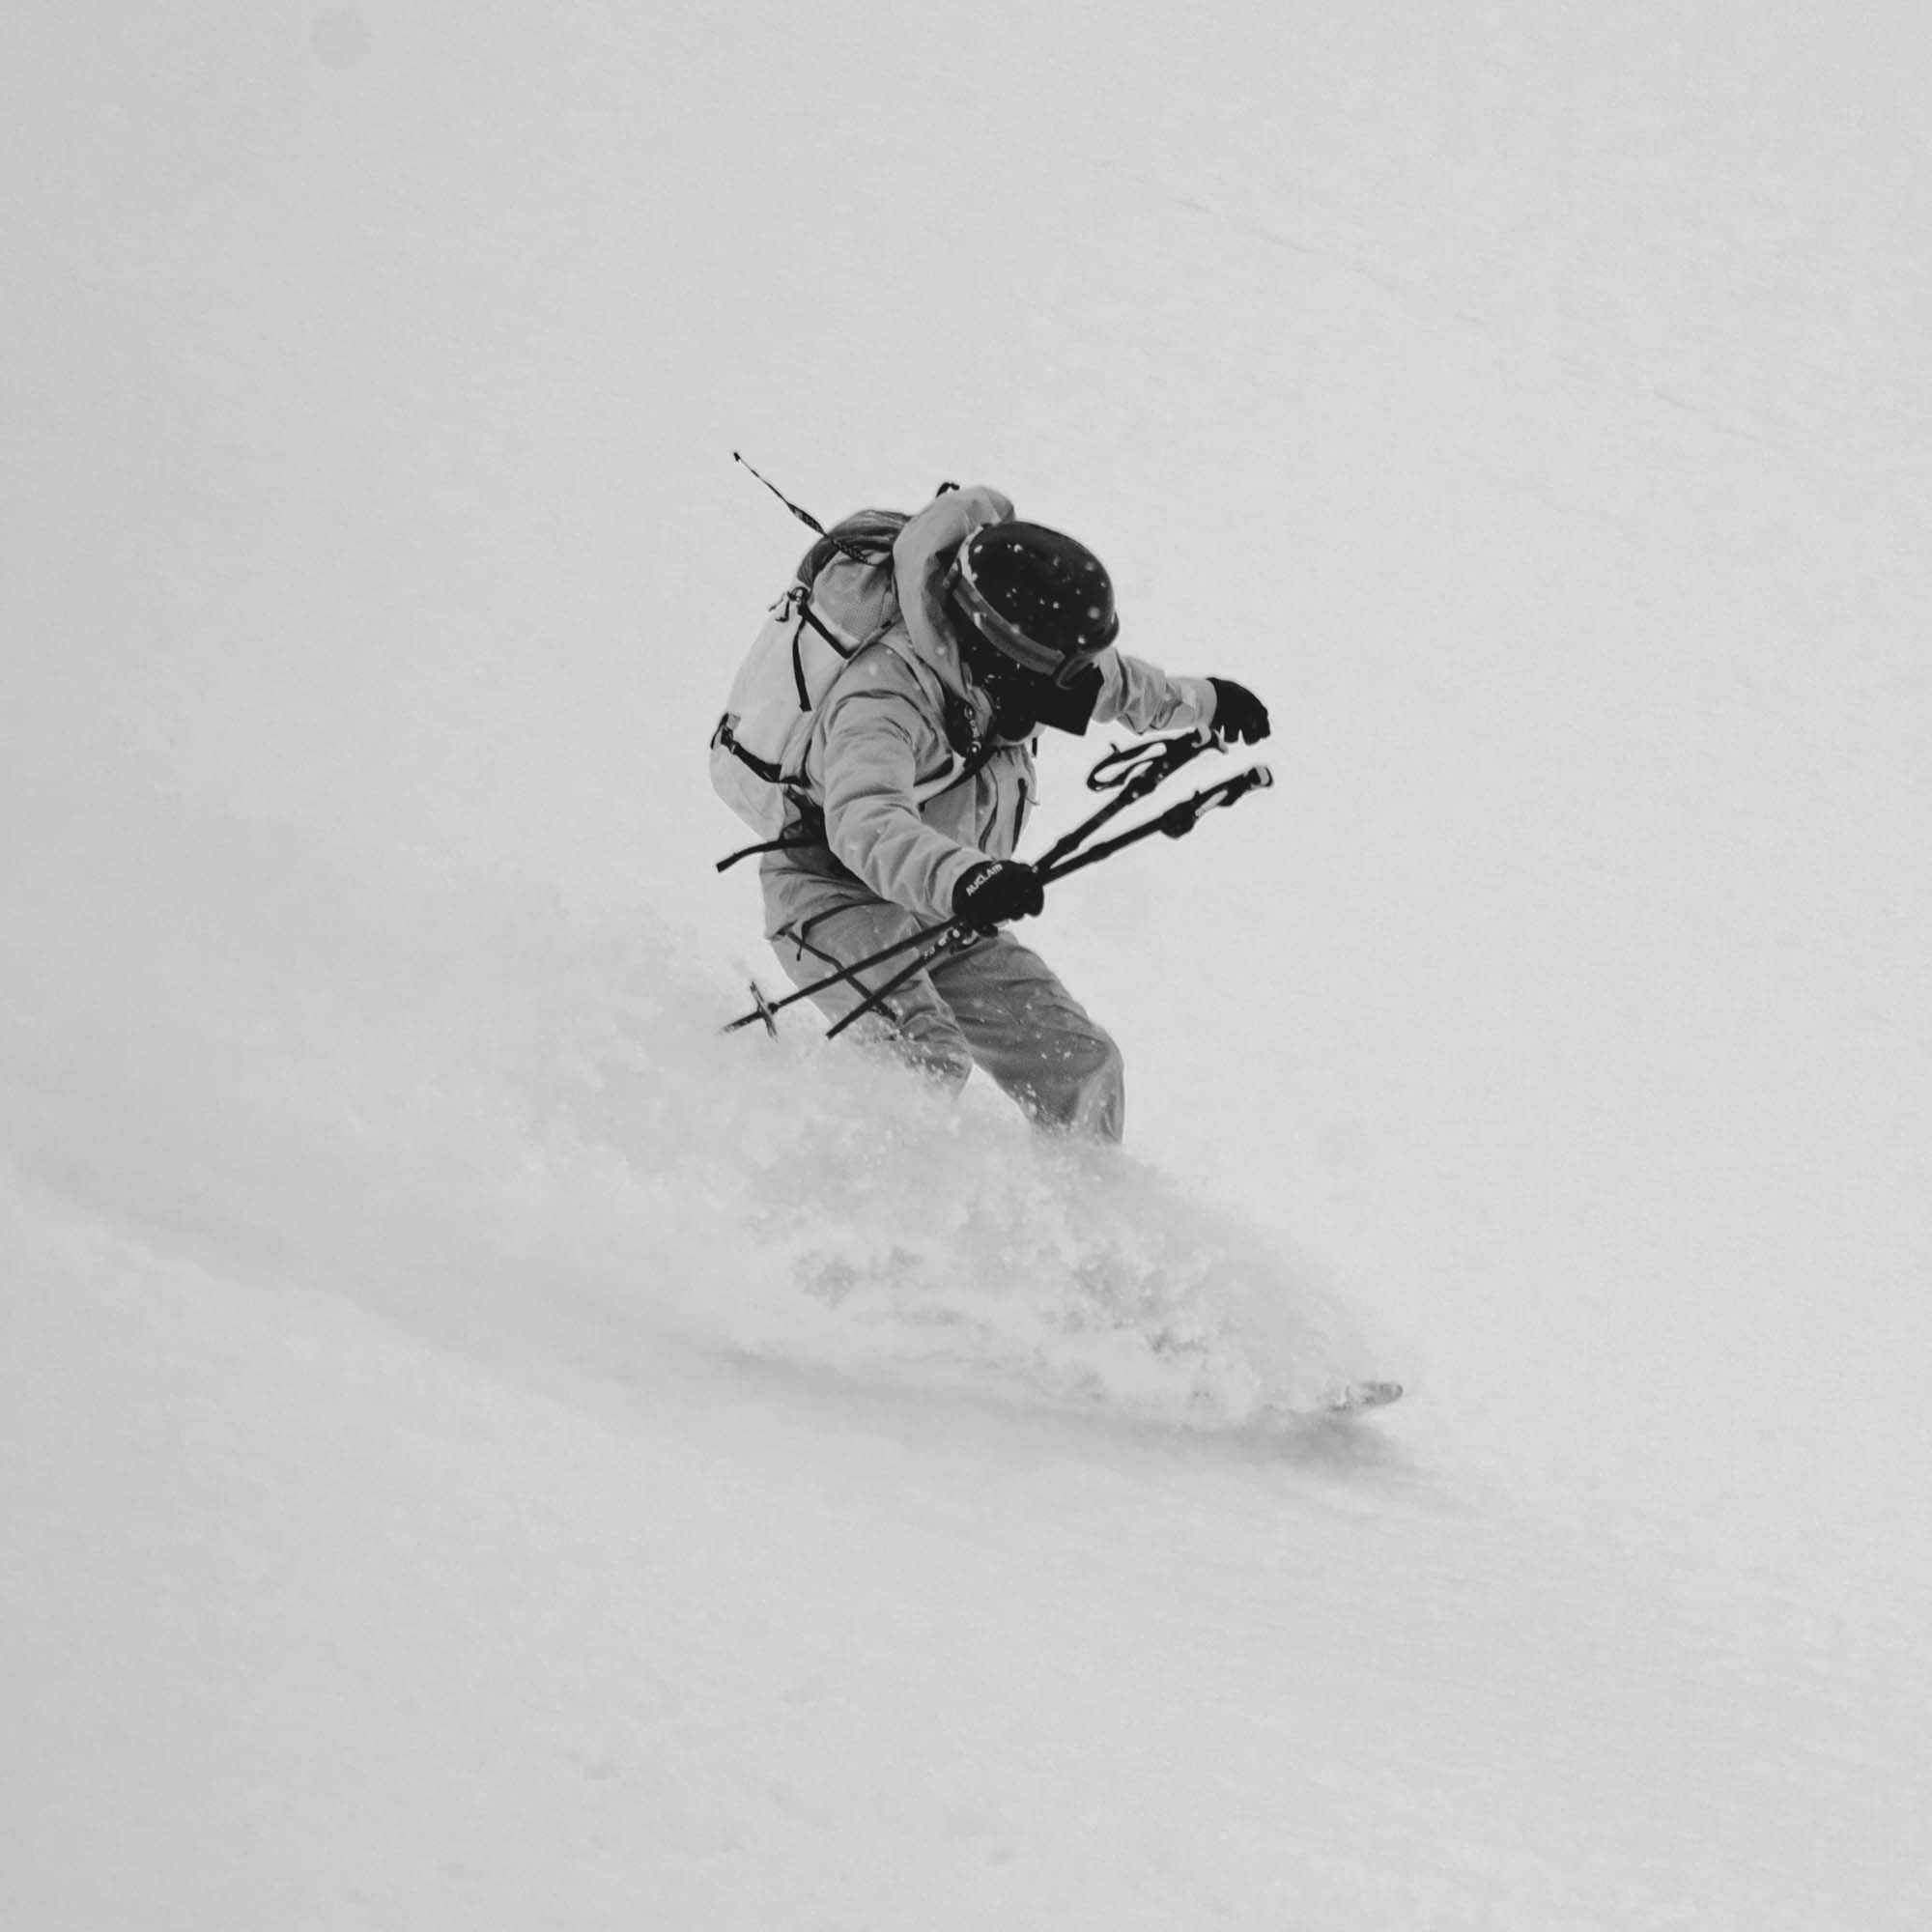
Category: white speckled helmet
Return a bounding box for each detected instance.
[946,522,1120,690]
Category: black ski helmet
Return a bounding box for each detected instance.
[948,522,1120,688]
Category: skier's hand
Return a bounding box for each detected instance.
[1208,677,1270,746]
[952,859,1045,930]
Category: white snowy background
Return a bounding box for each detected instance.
[5,2,1929,1925]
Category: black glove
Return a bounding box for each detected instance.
[1208,677,1270,746]
[952,859,1045,930]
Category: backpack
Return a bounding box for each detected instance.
[709,507,912,840]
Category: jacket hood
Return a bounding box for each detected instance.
[892,485,1014,701]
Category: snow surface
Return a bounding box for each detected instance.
[5,2,1930,1925]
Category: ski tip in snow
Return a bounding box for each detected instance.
[1315,1378,1405,1417]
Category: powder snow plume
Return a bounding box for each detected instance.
[564,937,1377,1424]
[1,776,1373,1431]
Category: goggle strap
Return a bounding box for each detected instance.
[949,552,1114,689]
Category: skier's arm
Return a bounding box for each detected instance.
[816,686,984,922]
[1094,651,1220,734]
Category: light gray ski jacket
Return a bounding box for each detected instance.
[760,486,1221,942]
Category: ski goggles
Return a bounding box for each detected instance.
[947,549,1119,690]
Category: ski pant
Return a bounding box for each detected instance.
[774,900,1125,1143]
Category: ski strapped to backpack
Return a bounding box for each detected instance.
[711,464,980,870]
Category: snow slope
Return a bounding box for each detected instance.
[5,3,1930,1925]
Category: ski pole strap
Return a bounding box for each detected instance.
[1085,727,1213,795]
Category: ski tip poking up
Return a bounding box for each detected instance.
[1315,1378,1406,1417]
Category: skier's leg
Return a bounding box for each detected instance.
[771,902,976,1093]
[929,934,1124,1142]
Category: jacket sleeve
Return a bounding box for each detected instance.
[1094,651,1220,734]
[814,664,986,922]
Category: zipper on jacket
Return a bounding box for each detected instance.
[1010,777,1029,850]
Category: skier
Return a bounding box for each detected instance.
[758,484,1270,1144]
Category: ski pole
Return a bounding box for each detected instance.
[721,911,964,1035]
[1037,764,1273,887]
[821,925,978,1042]
[826,761,1273,1037]
[723,732,1201,1033]
[723,736,1264,1037]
